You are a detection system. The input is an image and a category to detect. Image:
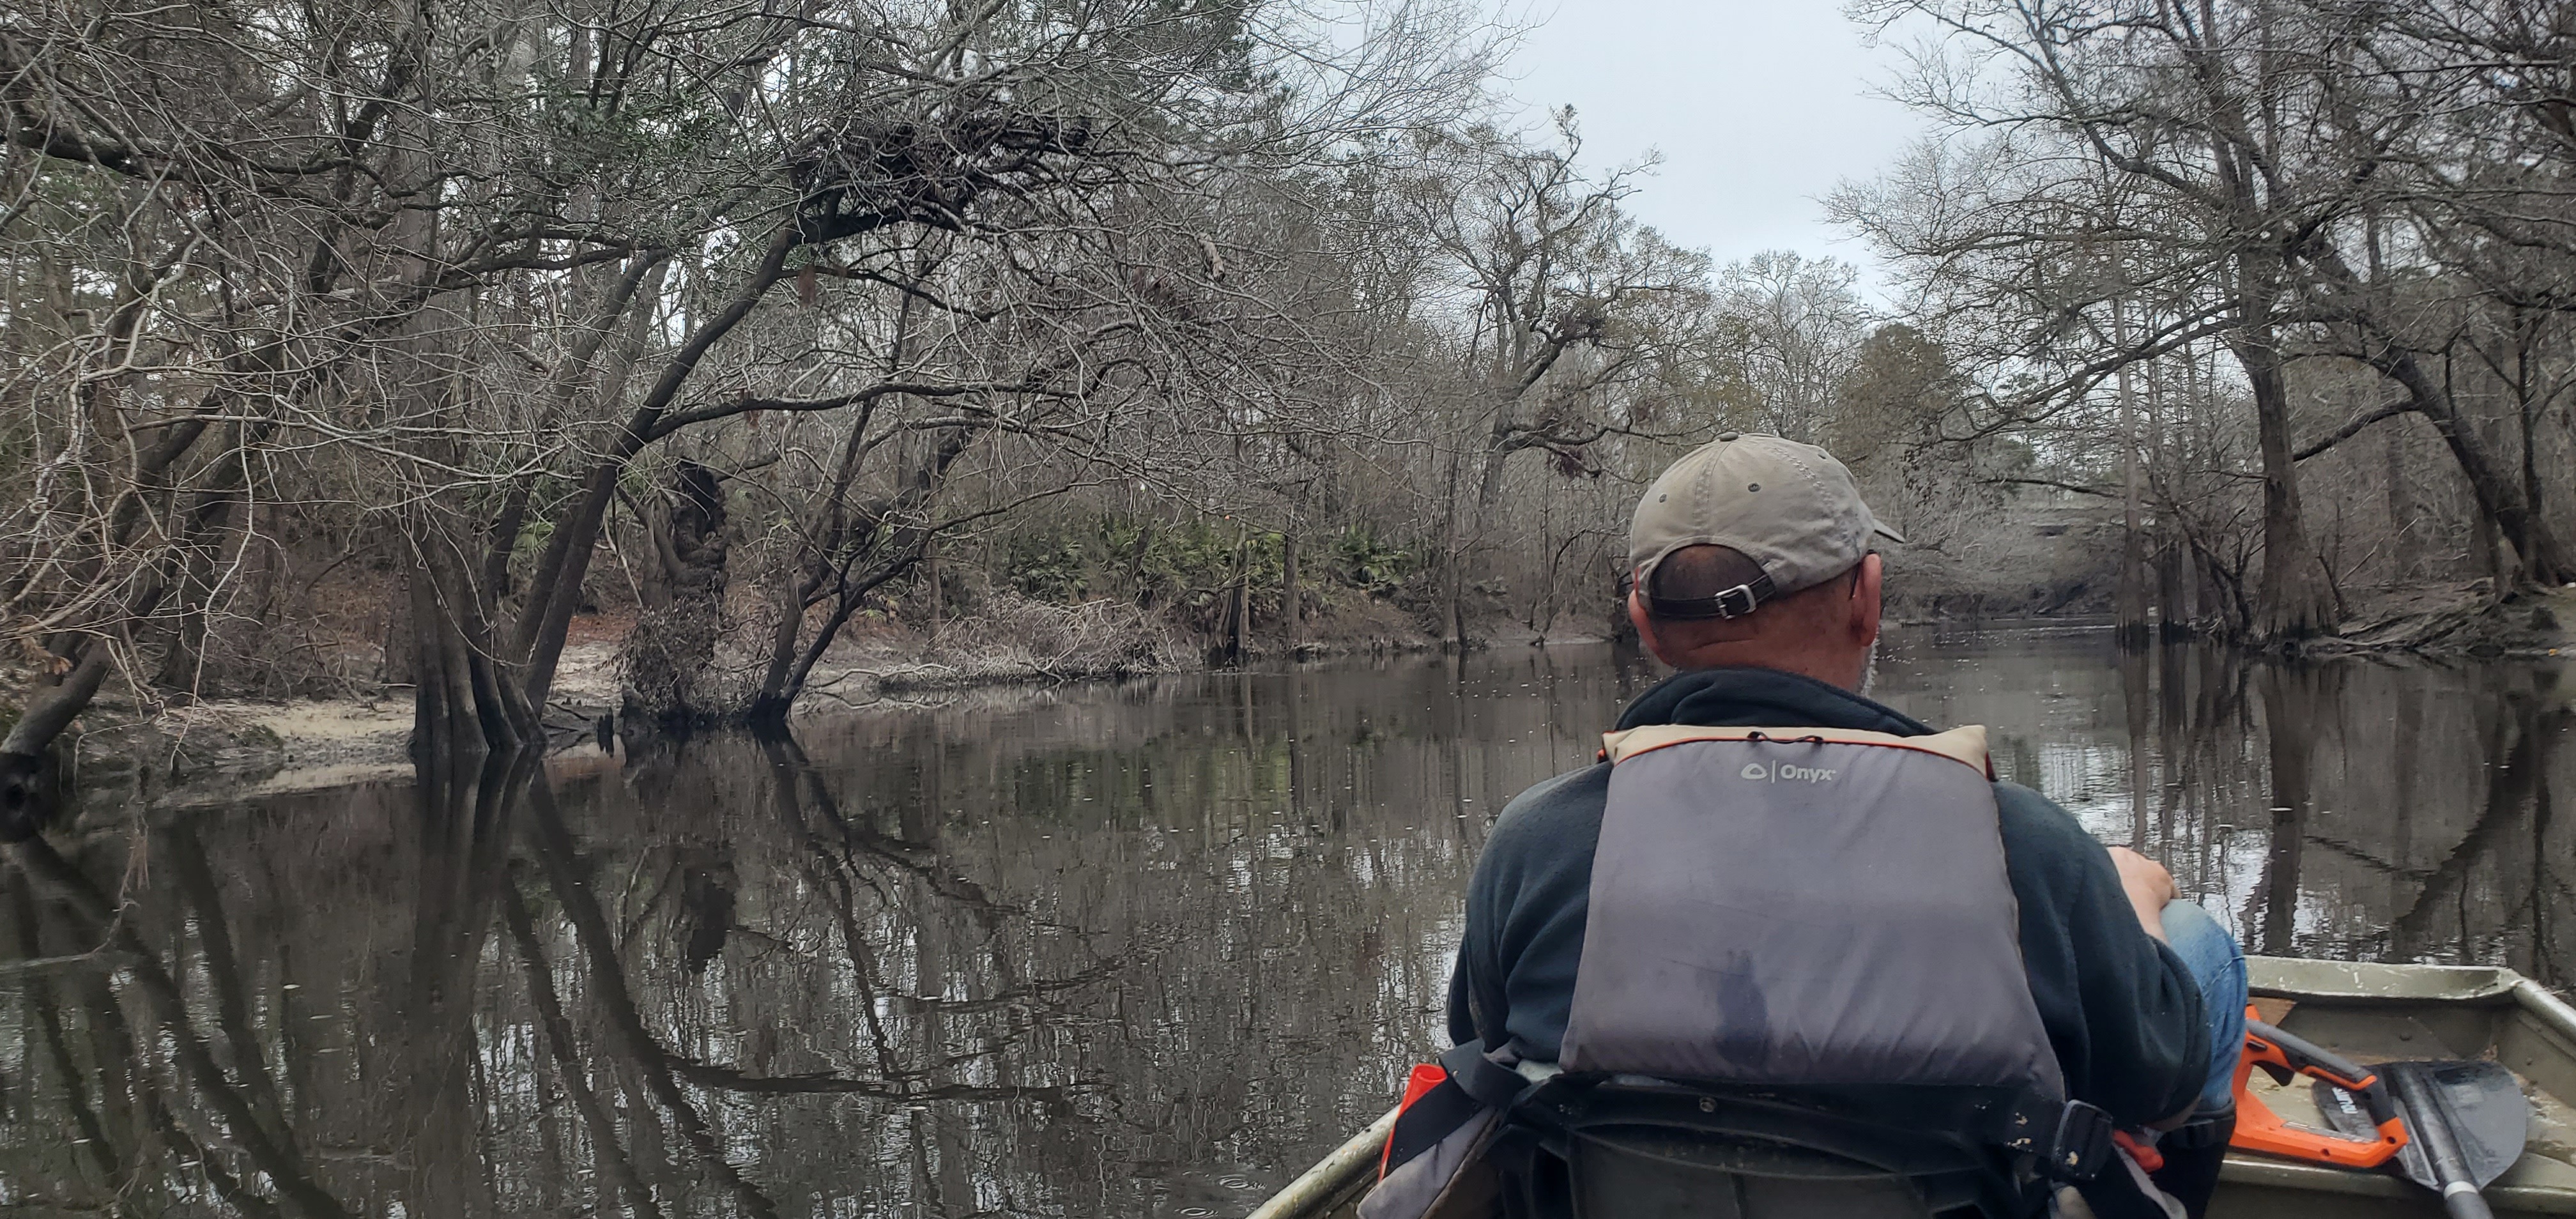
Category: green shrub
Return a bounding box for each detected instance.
[1331,526,1412,595]
[1005,532,1092,602]
[986,513,1425,626]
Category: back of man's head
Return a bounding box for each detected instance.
[1625,434,1901,689]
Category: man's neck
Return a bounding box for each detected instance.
[1667,650,1860,691]
[1616,665,1926,737]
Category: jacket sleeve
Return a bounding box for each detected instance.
[1995,782,2210,1125]
[1450,764,1611,1059]
[1446,942,1478,1047]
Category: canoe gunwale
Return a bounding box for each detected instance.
[2220,1155,2576,1213]
[2246,955,2524,1006]
[2513,977,2576,1048]
[1245,1105,1397,1219]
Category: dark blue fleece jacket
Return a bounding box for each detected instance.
[1446,666,2209,1126]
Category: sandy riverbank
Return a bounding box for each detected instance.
[50,585,2572,811]
[63,606,1450,808]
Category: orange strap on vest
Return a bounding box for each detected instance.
[1379,1064,1452,1178]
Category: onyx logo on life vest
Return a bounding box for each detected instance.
[1738,759,1839,783]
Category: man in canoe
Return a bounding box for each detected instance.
[1370,434,2248,1219]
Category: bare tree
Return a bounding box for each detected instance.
[0,0,1505,816]
[1843,0,2576,643]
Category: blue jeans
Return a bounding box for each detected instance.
[2161,899,2248,1117]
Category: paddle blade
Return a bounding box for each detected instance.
[2312,1061,2528,1190]
[2407,1061,2527,1188]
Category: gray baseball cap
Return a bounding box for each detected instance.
[1627,432,1903,619]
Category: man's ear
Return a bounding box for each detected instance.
[1628,590,1676,666]
[1849,553,1885,645]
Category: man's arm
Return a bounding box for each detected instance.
[1996,784,2209,1127]
[1445,765,1611,1058]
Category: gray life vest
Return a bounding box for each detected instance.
[1361,723,2132,1219]
[1561,723,2064,1101]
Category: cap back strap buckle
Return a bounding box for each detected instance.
[1641,571,1777,620]
[1712,581,1761,618]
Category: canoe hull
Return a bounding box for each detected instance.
[1260,956,2576,1218]
[2220,956,2576,1216]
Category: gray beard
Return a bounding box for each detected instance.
[1859,639,1880,698]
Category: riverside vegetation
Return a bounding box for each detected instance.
[7,0,2576,829]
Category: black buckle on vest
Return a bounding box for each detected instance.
[2043,1100,2114,1182]
[1439,1041,1530,1107]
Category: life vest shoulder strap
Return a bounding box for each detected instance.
[1599,722,1994,778]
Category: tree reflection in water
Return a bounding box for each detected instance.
[0,638,2568,1216]
[1901,630,2573,980]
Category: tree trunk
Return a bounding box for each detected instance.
[1279,526,1300,649]
[620,461,730,733]
[747,421,873,723]
[4,427,269,834]
[2370,343,2573,585]
[2150,357,2191,640]
[758,423,986,723]
[2115,308,2149,649]
[155,502,229,694]
[1454,389,1527,647]
[2516,316,2545,528]
[1441,441,1467,648]
[381,574,418,687]
[2233,322,2340,641]
[736,253,934,730]
[748,572,809,728]
[512,225,799,716]
[2156,532,2191,640]
[2477,507,2504,586]
[1128,523,1155,606]
[1473,425,1515,528]
[406,552,486,760]
[924,537,943,625]
[1225,526,1250,663]
[2384,420,2413,583]
[0,651,109,841]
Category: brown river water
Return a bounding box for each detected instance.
[2,627,2570,1216]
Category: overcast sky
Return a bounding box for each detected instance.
[1494,1,1928,281]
